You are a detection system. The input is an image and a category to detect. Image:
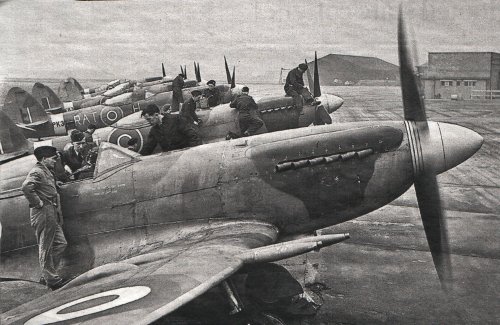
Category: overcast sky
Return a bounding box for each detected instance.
[0,0,498,82]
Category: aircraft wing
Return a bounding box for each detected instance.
[2,220,279,325]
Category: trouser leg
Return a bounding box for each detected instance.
[238,112,251,135]
[246,111,264,135]
[171,89,183,112]
[286,89,304,110]
[300,87,314,103]
[33,206,66,286]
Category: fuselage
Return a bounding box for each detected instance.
[1,121,414,282]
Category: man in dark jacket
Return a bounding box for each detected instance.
[203,80,221,107]
[180,90,203,126]
[140,104,201,155]
[171,73,185,112]
[61,130,98,179]
[22,146,68,290]
[284,63,318,109]
[230,86,264,136]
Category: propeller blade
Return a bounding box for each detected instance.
[162,63,166,77]
[414,173,452,290]
[224,56,231,84]
[196,62,201,82]
[231,66,236,89]
[313,51,321,97]
[180,65,184,78]
[184,65,187,79]
[398,6,426,122]
[194,62,198,82]
[398,6,452,291]
[305,59,314,91]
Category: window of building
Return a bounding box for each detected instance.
[440,80,453,86]
[456,81,461,86]
[464,80,477,87]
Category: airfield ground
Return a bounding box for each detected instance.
[1,83,498,324]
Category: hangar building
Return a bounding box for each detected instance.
[418,52,500,99]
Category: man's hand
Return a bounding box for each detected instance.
[37,201,44,209]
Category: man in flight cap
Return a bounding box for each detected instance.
[284,63,319,109]
[22,146,68,290]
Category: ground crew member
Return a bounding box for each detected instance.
[171,73,185,112]
[83,124,97,143]
[61,130,98,179]
[203,80,221,107]
[230,86,264,136]
[21,146,68,290]
[140,104,201,155]
[180,90,203,125]
[284,63,319,109]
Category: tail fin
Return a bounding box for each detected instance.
[0,110,31,163]
[32,82,63,111]
[57,77,84,102]
[2,87,49,124]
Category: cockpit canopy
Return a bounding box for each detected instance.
[93,142,141,178]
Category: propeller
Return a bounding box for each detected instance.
[162,63,166,78]
[313,51,321,98]
[305,59,314,91]
[184,65,187,79]
[180,65,184,78]
[398,6,452,290]
[224,56,232,84]
[194,61,201,83]
[231,66,236,89]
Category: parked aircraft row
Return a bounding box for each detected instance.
[0,9,484,324]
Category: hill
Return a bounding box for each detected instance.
[307,54,400,86]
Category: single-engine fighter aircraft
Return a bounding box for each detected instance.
[0,11,484,324]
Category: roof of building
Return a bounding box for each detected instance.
[420,52,500,79]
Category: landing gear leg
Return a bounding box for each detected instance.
[221,279,243,315]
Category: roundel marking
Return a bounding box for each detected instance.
[100,106,124,126]
[25,286,151,325]
[107,128,144,152]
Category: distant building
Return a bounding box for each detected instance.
[306,54,399,86]
[418,52,500,99]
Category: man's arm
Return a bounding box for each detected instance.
[140,130,158,155]
[21,171,43,208]
[229,97,238,108]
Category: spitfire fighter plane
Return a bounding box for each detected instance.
[0,10,484,324]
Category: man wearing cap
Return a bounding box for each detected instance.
[230,86,264,136]
[22,146,68,290]
[284,63,317,109]
[61,130,98,179]
[171,73,185,112]
[203,80,221,107]
[140,103,201,155]
[83,124,97,143]
[180,90,203,126]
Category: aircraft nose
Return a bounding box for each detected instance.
[438,122,483,172]
[321,94,344,113]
